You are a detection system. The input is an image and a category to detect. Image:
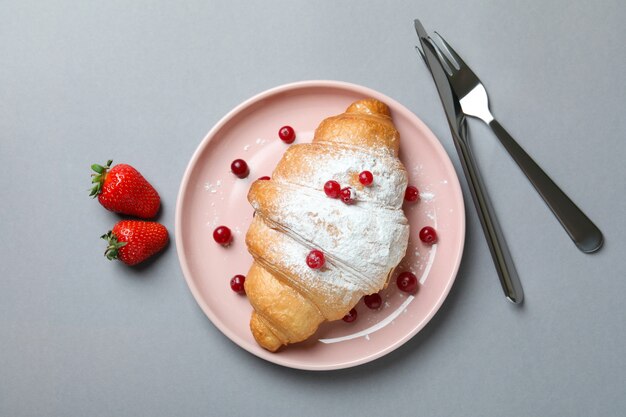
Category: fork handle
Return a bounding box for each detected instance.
[452,124,524,303]
[488,120,603,253]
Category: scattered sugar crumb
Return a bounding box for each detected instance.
[204,179,223,194]
[420,191,435,201]
[364,334,370,341]
[243,144,251,151]
[427,212,436,221]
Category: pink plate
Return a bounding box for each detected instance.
[175,80,465,370]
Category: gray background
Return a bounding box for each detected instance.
[2,0,625,416]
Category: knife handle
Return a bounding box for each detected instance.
[452,123,524,303]
[488,119,603,253]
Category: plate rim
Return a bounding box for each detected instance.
[175,80,466,371]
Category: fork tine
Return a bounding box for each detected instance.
[414,45,426,62]
[433,31,467,70]
[425,37,455,75]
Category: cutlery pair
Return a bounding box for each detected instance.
[414,19,603,304]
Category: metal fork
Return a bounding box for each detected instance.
[426,33,603,253]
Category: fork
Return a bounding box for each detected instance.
[426,33,603,254]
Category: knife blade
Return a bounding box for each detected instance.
[413,19,524,304]
[414,20,463,136]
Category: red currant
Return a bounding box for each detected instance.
[342,308,358,323]
[364,293,382,309]
[396,271,418,293]
[230,159,249,178]
[213,226,232,246]
[324,180,341,198]
[419,226,438,244]
[340,187,355,204]
[306,249,325,269]
[278,126,296,144]
[359,170,373,186]
[230,275,246,294]
[258,176,270,181]
[404,185,419,202]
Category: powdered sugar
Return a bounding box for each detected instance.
[248,216,365,312]
[203,179,222,194]
[250,143,410,300]
[273,143,408,208]
[420,191,435,201]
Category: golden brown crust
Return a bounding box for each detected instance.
[245,263,324,352]
[313,99,400,155]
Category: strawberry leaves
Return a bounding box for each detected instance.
[89,159,112,197]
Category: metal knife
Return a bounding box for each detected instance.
[414,19,524,304]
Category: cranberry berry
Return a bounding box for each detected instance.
[231,159,249,179]
[396,271,418,293]
[324,180,341,198]
[278,126,296,144]
[419,226,438,245]
[230,275,246,294]
[213,226,232,246]
[306,249,325,269]
[342,308,358,323]
[359,170,373,186]
[364,293,382,309]
[340,187,355,204]
[258,176,270,181]
[404,185,419,202]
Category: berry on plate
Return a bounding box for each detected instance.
[364,293,382,309]
[213,226,233,246]
[230,159,249,179]
[278,126,296,144]
[102,220,169,266]
[396,271,418,293]
[230,275,246,294]
[342,308,358,323]
[90,160,160,219]
[419,226,438,244]
[404,185,419,202]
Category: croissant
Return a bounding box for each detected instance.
[244,98,410,351]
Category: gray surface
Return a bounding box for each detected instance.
[1,0,625,416]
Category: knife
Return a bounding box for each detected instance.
[414,19,524,304]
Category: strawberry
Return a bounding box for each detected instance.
[102,220,169,266]
[90,160,160,219]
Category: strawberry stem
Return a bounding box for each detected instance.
[101,230,127,260]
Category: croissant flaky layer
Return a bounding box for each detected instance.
[244,98,409,352]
